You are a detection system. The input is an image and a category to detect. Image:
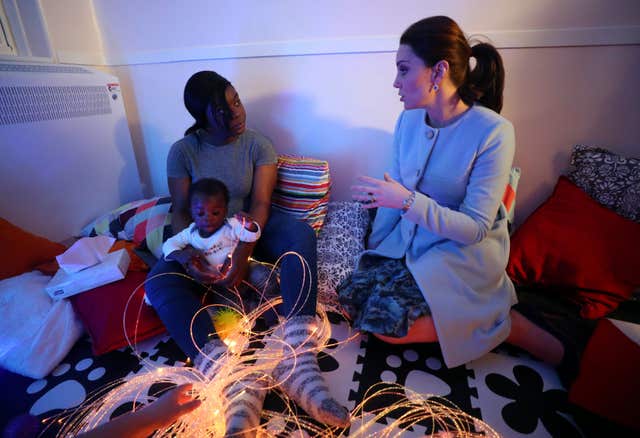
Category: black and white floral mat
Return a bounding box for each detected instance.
[1,312,588,437]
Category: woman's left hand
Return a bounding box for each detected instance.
[351,172,412,209]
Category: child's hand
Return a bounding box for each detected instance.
[77,383,201,438]
[187,256,222,284]
[142,383,201,429]
[170,247,221,284]
[217,254,232,276]
[234,212,258,232]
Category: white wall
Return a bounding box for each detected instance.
[37,0,640,227]
[39,0,104,64]
[92,0,640,58]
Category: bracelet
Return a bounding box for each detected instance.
[401,191,416,213]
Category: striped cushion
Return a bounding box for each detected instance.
[271,155,331,233]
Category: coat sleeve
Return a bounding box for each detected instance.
[367,112,404,250]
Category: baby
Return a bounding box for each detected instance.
[162,178,278,302]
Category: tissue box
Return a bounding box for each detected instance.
[46,249,131,300]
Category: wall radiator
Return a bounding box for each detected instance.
[0,62,142,242]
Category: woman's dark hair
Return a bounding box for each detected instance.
[183,71,232,136]
[188,178,230,207]
[400,16,505,113]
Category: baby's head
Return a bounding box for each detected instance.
[188,178,229,238]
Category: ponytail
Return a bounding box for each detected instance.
[458,42,505,113]
[401,17,506,114]
[185,120,205,136]
[182,71,231,137]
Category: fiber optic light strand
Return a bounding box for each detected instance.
[46,252,498,437]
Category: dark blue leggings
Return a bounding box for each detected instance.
[145,210,318,360]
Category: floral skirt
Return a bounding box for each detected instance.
[336,254,430,337]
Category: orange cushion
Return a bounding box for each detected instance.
[109,240,149,272]
[0,218,66,281]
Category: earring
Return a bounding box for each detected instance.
[433,84,439,92]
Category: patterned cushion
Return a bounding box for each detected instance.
[80,198,153,240]
[125,197,172,259]
[317,201,370,311]
[81,197,172,259]
[567,145,640,222]
[271,155,331,234]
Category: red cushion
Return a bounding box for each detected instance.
[507,176,640,319]
[71,271,166,355]
[569,319,640,430]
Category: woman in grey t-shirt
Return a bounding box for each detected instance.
[145,71,349,430]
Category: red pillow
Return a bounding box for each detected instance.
[71,271,166,355]
[507,176,640,319]
[569,319,640,430]
[0,218,66,280]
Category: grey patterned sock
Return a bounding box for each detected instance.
[272,315,350,427]
[222,333,281,437]
[223,372,270,437]
[193,338,227,380]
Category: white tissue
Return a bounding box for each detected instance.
[56,236,116,274]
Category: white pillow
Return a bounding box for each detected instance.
[0,271,83,378]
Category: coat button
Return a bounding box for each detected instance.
[426,130,434,139]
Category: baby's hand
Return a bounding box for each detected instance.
[234,212,258,232]
[195,258,222,279]
[217,254,232,276]
[187,256,222,284]
[144,383,201,429]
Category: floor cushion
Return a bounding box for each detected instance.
[569,318,640,430]
[70,271,166,355]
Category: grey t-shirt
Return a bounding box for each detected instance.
[167,128,277,215]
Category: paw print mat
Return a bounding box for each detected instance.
[1,312,586,437]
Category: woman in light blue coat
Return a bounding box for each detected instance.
[339,16,565,371]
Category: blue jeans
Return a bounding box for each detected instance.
[145,210,318,360]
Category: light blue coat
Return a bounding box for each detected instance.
[364,105,517,367]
